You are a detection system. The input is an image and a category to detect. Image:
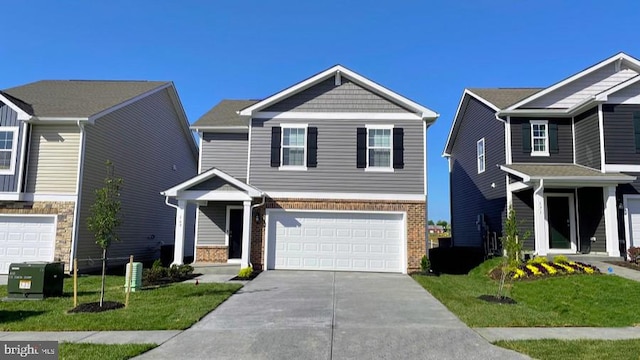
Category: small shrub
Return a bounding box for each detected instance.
[629,247,640,264]
[553,255,569,263]
[527,256,548,265]
[142,267,164,285]
[168,264,194,280]
[237,266,253,279]
[420,255,430,273]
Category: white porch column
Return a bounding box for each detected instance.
[172,200,187,266]
[603,186,620,257]
[533,180,547,255]
[241,200,252,268]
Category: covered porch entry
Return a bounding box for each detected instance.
[501,164,635,256]
[161,168,264,268]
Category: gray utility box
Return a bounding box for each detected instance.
[7,262,64,299]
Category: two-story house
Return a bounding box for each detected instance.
[443,52,640,258]
[162,65,438,273]
[0,80,197,273]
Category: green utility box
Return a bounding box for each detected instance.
[124,262,143,292]
[7,262,64,299]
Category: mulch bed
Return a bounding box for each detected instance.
[604,261,640,271]
[230,271,262,281]
[478,295,517,304]
[142,273,201,287]
[68,301,124,313]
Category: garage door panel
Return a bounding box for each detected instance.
[268,211,404,273]
[0,216,57,274]
[629,199,640,248]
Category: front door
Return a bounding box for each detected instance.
[548,196,571,249]
[228,208,243,259]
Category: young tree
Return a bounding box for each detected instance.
[428,219,435,225]
[497,206,529,299]
[436,220,449,231]
[87,161,123,307]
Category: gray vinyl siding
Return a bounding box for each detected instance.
[449,96,506,247]
[512,189,535,251]
[249,118,423,193]
[602,104,640,164]
[200,132,248,178]
[525,64,637,109]
[196,202,241,246]
[510,117,573,163]
[577,187,606,253]
[574,108,601,169]
[189,177,240,191]
[263,78,414,113]
[0,103,23,192]
[76,88,197,269]
[26,125,80,193]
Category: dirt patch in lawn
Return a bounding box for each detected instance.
[478,295,517,305]
[68,301,125,313]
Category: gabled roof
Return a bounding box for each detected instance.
[161,167,263,198]
[443,88,542,156]
[500,163,635,183]
[505,52,640,111]
[238,65,438,122]
[2,80,169,119]
[191,100,259,129]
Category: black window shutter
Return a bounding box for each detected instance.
[634,112,640,153]
[549,122,559,154]
[307,127,318,167]
[522,123,531,153]
[356,127,366,168]
[270,126,281,167]
[393,128,404,169]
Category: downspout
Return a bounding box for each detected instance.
[165,196,179,210]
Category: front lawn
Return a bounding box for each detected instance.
[60,343,156,360]
[495,339,640,360]
[413,258,640,327]
[0,275,242,331]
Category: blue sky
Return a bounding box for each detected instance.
[1,1,639,222]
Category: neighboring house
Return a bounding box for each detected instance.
[428,225,445,234]
[442,52,640,258]
[0,80,197,273]
[162,65,438,273]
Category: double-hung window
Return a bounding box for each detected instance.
[0,127,18,175]
[367,125,393,170]
[477,138,485,173]
[281,125,307,168]
[530,120,549,156]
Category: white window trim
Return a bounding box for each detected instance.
[477,138,485,174]
[0,127,19,175]
[365,124,394,172]
[530,120,550,157]
[279,123,308,171]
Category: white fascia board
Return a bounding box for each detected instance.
[529,175,636,183]
[266,191,425,201]
[498,165,531,182]
[29,117,89,123]
[87,83,171,123]
[605,164,640,173]
[22,193,78,202]
[239,65,438,120]
[505,53,640,110]
[161,167,263,197]
[443,90,501,157]
[189,126,248,132]
[253,112,422,120]
[176,190,253,202]
[0,192,23,201]
[507,181,530,192]
[0,93,32,120]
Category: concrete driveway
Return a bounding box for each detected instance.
[136,271,528,360]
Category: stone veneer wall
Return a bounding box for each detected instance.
[0,201,75,271]
[196,245,228,263]
[250,198,426,272]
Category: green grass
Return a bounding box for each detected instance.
[0,275,242,331]
[60,343,156,360]
[494,339,640,360]
[413,258,640,327]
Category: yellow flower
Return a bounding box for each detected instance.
[555,262,575,273]
[526,264,542,276]
[541,263,557,274]
[512,268,526,279]
[583,266,595,274]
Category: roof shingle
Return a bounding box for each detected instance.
[192,100,260,128]
[468,88,543,109]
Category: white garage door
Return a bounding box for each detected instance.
[267,211,404,273]
[0,216,57,274]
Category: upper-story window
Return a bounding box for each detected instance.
[367,125,393,170]
[530,120,549,156]
[477,138,485,173]
[281,125,307,169]
[0,127,18,175]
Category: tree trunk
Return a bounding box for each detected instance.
[100,248,107,307]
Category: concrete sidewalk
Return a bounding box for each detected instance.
[589,261,640,282]
[475,327,640,342]
[0,331,181,344]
